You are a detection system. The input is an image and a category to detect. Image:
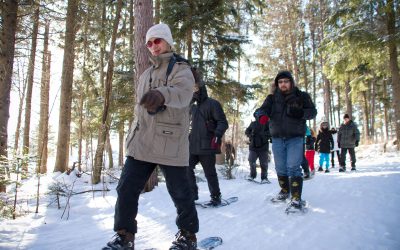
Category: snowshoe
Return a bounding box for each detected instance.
[351,167,356,171]
[260,178,271,184]
[339,167,346,172]
[318,166,323,172]
[270,191,289,203]
[325,169,330,173]
[169,229,197,250]
[285,199,308,214]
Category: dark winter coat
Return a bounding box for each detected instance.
[338,120,360,148]
[245,121,270,152]
[315,128,334,153]
[305,136,316,150]
[189,86,228,155]
[258,87,317,139]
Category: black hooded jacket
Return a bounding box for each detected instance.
[315,127,334,153]
[189,85,229,155]
[245,121,270,152]
[258,71,317,138]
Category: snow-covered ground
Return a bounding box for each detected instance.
[1,143,400,250]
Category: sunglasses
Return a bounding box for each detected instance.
[146,38,162,48]
[278,79,291,84]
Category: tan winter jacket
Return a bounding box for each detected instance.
[125,52,194,166]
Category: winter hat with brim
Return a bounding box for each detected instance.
[274,70,295,88]
[146,23,174,50]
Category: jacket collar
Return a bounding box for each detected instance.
[149,52,173,68]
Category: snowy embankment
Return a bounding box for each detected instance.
[1,143,400,250]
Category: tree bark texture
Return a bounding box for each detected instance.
[54,0,78,172]
[386,0,400,149]
[134,0,156,192]
[0,0,18,192]
[22,5,39,174]
[37,21,50,174]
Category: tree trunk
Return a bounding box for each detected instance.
[386,0,400,149]
[118,124,124,167]
[134,0,156,192]
[37,20,50,174]
[0,0,18,192]
[13,68,27,156]
[344,78,353,118]
[154,0,160,24]
[54,0,78,172]
[186,0,193,60]
[362,91,370,142]
[92,0,123,184]
[370,78,376,140]
[106,132,113,169]
[383,80,390,141]
[22,5,40,175]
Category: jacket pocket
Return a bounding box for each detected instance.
[153,123,182,157]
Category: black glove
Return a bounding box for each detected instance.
[285,93,304,118]
[355,141,359,147]
[140,90,165,115]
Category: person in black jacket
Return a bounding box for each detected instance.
[315,121,334,173]
[257,70,317,212]
[187,75,229,206]
[338,114,360,171]
[245,111,271,183]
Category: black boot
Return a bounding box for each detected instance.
[170,229,197,250]
[285,177,305,212]
[208,194,222,206]
[105,230,135,250]
[271,176,290,202]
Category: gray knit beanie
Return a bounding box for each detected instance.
[146,23,174,49]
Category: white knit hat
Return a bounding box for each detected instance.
[146,23,174,49]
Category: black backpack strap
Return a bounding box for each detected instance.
[165,53,190,86]
[165,54,177,86]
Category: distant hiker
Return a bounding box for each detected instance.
[225,141,236,167]
[338,114,360,172]
[315,121,334,173]
[105,23,198,250]
[245,110,271,183]
[330,127,340,168]
[304,127,317,176]
[257,70,317,212]
[186,72,229,207]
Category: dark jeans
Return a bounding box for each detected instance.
[187,154,221,198]
[248,150,269,179]
[114,157,199,234]
[340,148,356,168]
[331,151,340,166]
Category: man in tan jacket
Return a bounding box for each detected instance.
[105,23,199,250]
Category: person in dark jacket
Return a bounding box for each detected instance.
[257,70,317,211]
[187,76,229,206]
[338,114,360,171]
[245,111,271,183]
[315,121,334,173]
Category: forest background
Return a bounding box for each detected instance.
[0,0,399,196]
